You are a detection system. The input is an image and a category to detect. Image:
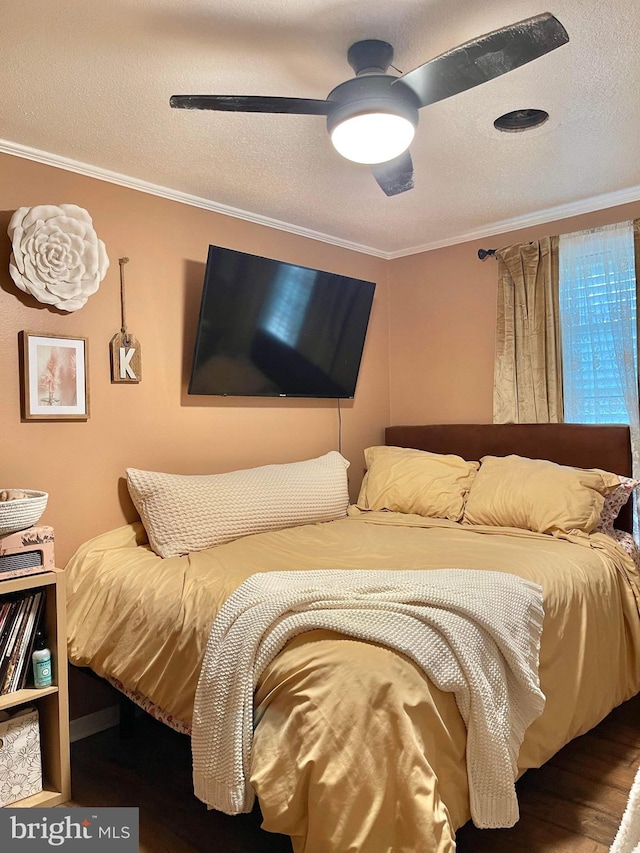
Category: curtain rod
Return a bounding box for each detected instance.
[477,248,497,260]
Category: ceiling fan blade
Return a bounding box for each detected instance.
[169,95,332,115]
[371,151,414,196]
[395,12,569,108]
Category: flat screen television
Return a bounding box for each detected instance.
[188,245,376,398]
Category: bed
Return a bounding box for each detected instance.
[65,423,640,853]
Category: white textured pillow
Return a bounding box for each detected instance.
[127,451,350,558]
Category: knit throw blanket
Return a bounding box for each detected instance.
[191,569,545,828]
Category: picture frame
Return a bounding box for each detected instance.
[19,331,89,421]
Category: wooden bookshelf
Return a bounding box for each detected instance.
[0,568,70,807]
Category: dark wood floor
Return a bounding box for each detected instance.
[458,694,640,852]
[67,694,640,852]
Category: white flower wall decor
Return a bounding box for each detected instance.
[8,204,110,312]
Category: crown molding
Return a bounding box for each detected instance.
[388,183,640,259]
[0,138,388,259]
[3,138,640,262]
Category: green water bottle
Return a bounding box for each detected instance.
[32,631,52,688]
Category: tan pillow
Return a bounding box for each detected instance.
[463,454,621,534]
[127,451,350,558]
[355,445,479,521]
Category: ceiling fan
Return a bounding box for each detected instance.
[170,12,569,197]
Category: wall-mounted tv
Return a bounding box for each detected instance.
[188,245,376,399]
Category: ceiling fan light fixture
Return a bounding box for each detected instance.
[329,111,416,164]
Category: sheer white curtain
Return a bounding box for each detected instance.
[559,220,639,533]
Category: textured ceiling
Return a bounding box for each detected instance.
[2,0,639,256]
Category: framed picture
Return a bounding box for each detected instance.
[19,332,89,421]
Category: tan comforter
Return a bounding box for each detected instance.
[66,512,640,853]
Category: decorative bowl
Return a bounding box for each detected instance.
[0,490,49,537]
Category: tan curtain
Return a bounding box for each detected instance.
[493,236,563,423]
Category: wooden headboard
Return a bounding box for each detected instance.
[385,423,633,534]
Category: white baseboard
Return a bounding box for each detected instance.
[69,704,119,743]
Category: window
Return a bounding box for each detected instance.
[559,221,639,537]
[559,221,638,426]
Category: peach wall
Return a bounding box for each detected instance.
[3,154,638,570]
[388,200,640,426]
[0,153,390,567]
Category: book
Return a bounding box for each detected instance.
[3,599,33,693]
[0,596,30,692]
[12,592,44,692]
[0,598,21,660]
[0,601,13,644]
[0,589,49,694]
